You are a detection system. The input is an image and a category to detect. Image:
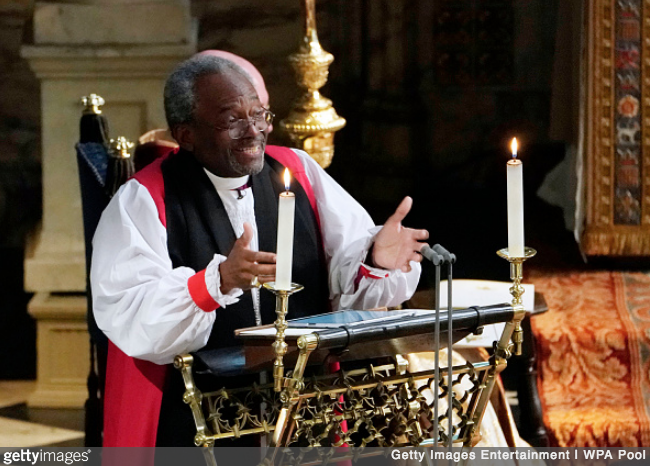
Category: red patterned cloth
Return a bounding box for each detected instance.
[530,270,650,447]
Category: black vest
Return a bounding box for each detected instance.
[156,150,331,446]
[161,149,330,348]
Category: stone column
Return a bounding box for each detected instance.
[21,0,196,407]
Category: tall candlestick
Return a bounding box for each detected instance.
[507,138,524,257]
[276,169,295,290]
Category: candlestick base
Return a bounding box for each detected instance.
[262,282,305,294]
[262,282,304,392]
[496,247,537,261]
[497,247,536,356]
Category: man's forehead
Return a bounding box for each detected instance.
[217,95,261,112]
[196,72,260,111]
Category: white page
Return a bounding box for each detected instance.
[438,279,534,311]
[437,279,534,348]
[238,328,318,338]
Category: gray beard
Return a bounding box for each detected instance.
[226,146,265,176]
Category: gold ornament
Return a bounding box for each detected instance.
[280,0,346,168]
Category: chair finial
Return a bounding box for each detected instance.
[110,136,134,159]
[81,94,106,115]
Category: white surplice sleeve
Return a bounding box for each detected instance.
[90,180,240,365]
[295,150,421,310]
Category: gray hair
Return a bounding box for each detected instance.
[164,54,249,129]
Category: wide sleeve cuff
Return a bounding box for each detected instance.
[204,254,243,307]
[358,264,391,280]
[354,226,391,289]
[188,254,243,312]
[187,270,220,312]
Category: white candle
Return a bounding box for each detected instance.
[507,138,525,257]
[276,168,295,290]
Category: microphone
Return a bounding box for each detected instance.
[420,244,443,265]
[432,243,456,264]
[420,244,456,265]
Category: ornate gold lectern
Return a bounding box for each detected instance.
[175,303,525,463]
[174,239,535,465]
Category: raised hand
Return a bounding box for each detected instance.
[371,196,429,272]
[219,222,276,293]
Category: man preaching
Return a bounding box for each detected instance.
[90,53,429,446]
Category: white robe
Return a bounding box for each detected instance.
[91,149,421,365]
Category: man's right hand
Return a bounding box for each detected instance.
[220,222,276,293]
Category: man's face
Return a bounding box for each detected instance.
[186,72,268,177]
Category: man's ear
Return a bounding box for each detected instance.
[171,124,194,152]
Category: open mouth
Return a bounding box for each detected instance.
[238,146,262,155]
[232,143,264,158]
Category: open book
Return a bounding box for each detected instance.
[237,309,428,339]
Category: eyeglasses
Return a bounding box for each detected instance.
[207,109,275,140]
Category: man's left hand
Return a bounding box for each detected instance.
[371,196,429,272]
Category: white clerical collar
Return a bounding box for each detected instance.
[203,169,250,191]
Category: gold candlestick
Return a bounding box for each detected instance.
[262,282,304,392]
[496,247,536,355]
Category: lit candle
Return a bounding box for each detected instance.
[276,168,295,290]
[507,138,525,257]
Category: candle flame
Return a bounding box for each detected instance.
[284,168,291,191]
[510,137,518,158]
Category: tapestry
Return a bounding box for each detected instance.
[531,271,650,447]
[614,0,643,225]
